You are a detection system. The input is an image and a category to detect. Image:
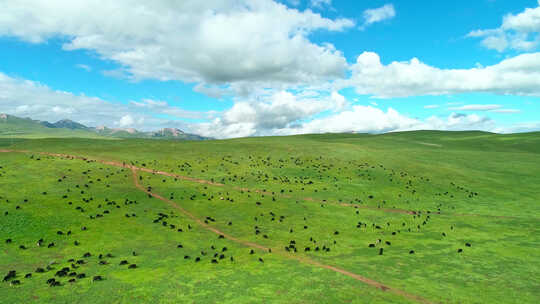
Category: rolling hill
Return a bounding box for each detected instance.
[0,114,208,140]
[0,131,538,303]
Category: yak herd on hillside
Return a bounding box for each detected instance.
[1,153,477,288]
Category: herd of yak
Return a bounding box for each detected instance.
[1,153,478,288]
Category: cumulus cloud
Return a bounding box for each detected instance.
[448,104,502,111]
[0,72,204,131]
[347,51,540,98]
[190,90,530,138]
[276,105,420,135]
[310,0,332,9]
[447,104,521,113]
[0,71,535,138]
[467,1,540,52]
[118,115,135,127]
[361,4,396,29]
[0,0,354,96]
[424,105,439,109]
[194,90,349,138]
[75,64,91,72]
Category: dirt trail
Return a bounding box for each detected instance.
[131,168,433,304]
[131,168,268,251]
[1,149,416,215]
[0,149,433,303]
[0,149,519,220]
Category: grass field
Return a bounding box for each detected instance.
[1,131,539,303]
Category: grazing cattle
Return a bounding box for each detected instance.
[35,268,45,273]
[24,273,32,279]
[465,243,471,247]
[258,258,264,263]
[83,252,91,258]
[93,276,103,281]
[69,272,77,277]
[128,264,137,269]
[46,278,56,285]
[74,241,80,246]
[368,244,375,248]
[230,256,234,262]
[195,257,201,262]
[50,281,61,287]
[55,270,67,277]
[5,239,11,244]
[132,251,137,256]
[10,280,21,286]
[76,273,86,279]
[99,261,108,265]
[379,248,384,255]
[457,248,463,253]
[177,244,183,248]
[119,260,128,265]
[184,256,190,259]
[409,250,415,254]
[218,235,225,239]
[68,279,76,283]
[47,243,55,248]
[19,245,27,250]
[385,241,391,246]
[249,249,255,255]
[3,270,16,282]
[211,259,218,264]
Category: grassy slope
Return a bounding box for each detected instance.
[0,115,105,139]
[0,131,539,303]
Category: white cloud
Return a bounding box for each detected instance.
[310,0,332,9]
[191,90,533,138]
[194,90,348,138]
[118,115,135,127]
[447,104,521,114]
[0,72,204,131]
[361,4,396,29]
[468,1,540,52]
[0,0,354,96]
[276,105,420,135]
[75,64,91,72]
[347,51,540,98]
[0,71,535,138]
[448,104,502,111]
[488,109,521,114]
[424,105,439,109]
[287,0,301,7]
[424,113,495,131]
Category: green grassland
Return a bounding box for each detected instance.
[0,131,539,303]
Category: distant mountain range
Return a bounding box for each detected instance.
[0,114,209,140]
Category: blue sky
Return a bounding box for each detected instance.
[0,0,539,138]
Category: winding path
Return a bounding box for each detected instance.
[10,148,524,303]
